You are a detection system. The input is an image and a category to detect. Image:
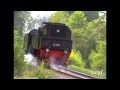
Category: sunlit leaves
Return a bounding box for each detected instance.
[49,11,66,24]
[68,11,87,29]
[89,41,106,70]
[69,50,84,67]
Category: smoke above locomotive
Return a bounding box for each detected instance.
[24,22,72,67]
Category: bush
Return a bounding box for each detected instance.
[14,30,28,76]
[69,50,85,67]
[89,41,106,70]
[33,62,55,79]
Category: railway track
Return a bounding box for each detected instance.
[50,65,98,79]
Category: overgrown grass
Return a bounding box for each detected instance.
[14,70,35,79]
[32,62,55,79]
[14,62,55,79]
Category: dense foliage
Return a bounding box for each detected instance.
[89,41,106,70]
[14,30,28,76]
[49,11,106,77]
[69,50,84,67]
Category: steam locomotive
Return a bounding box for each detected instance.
[24,22,72,67]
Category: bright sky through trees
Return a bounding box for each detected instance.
[31,11,56,19]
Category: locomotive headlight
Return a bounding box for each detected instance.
[57,29,60,33]
[64,50,67,54]
[46,48,49,52]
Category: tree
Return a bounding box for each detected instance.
[14,11,31,36]
[49,11,67,24]
[26,14,43,32]
[36,17,43,26]
[27,18,37,30]
[72,26,96,68]
[92,15,106,43]
[66,11,75,15]
[71,13,106,68]
[14,30,28,76]
[68,11,87,29]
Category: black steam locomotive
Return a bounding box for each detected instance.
[24,22,72,66]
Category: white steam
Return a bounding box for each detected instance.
[49,57,64,71]
[24,53,34,64]
[24,53,39,67]
[24,54,65,69]
[49,57,57,69]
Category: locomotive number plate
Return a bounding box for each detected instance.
[53,43,60,46]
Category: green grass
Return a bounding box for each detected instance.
[33,67,55,79]
[67,64,106,79]
[14,62,55,79]
[14,70,37,79]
